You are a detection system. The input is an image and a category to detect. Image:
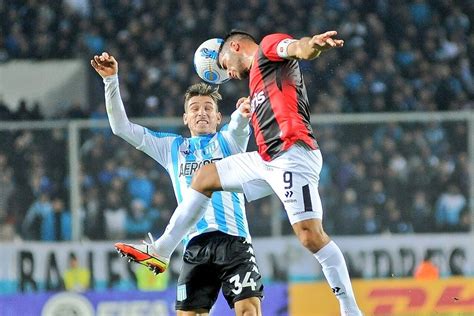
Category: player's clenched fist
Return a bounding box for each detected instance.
[91,52,118,78]
[236,96,252,118]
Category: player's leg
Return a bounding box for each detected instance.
[176,234,221,316]
[265,145,362,316]
[234,297,261,316]
[191,163,223,197]
[148,162,224,263]
[115,162,224,272]
[219,235,263,316]
[152,151,266,262]
[117,152,270,273]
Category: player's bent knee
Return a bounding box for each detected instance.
[234,297,261,316]
[191,163,222,196]
[293,219,330,252]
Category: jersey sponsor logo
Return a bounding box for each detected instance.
[179,158,222,177]
[250,91,266,112]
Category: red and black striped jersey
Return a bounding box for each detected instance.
[249,33,318,161]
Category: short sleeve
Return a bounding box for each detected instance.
[260,33,295,61]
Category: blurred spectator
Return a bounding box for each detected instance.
[148,191,170,234]
[0,98,13,120]
[410,191,433,233]
[384,199,413,234]
[63,253,91,292]
[0,152,15,240]
[355,206,382,235]
[435,183,467,231]
[414,252,440,280]
[337,188,362,234]
[67,101,88,119]
[125,198,153,239]
[22,194,71,241]
[104,191,127,239]
[82,187,105,240]
[22,192,52,240]
[0,153,14,223]
[457,208,471,232]
[135,265,169,291]
[127,168,155,207]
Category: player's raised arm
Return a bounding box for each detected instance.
[287,31,344,60]
[90,52,145,147]
[223,96,251,153]
[228,96,251,134]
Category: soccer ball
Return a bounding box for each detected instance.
[194,38,230,85]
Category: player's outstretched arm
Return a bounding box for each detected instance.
[287,31,344,60]
[90,52,145,147]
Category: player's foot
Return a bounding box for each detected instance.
[115,233,169,275]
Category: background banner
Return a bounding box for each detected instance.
[0,283,288,316]
[1,234,473,293]
[290,278,474,316]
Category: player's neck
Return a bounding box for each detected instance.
[246,44,259,70]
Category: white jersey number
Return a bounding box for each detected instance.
[229,272,257,295]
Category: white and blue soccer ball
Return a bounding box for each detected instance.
[194,38,230,85]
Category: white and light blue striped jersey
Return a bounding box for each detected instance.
[136,122,252,244]
[103,75,251,245]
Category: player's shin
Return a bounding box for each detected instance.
[153,188,211,259]
[314,241,362,316]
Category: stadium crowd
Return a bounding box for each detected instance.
[0,0,472,240]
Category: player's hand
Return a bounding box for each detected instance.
[90,52,118,78]
[236,97,251,118]
[309,31,344,56]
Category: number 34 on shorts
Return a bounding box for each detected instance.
[229,271,258,295]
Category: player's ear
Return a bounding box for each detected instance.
[230,41,240,52]
[183,112,188,125]
[216,112,222,124]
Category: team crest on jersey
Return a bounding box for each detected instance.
[202,141,217,155]
[179,140,191,155]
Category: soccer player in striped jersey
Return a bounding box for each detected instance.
[91,52,263,316]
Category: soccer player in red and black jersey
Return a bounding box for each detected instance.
[136,30,362,316]
[216,30,362,316]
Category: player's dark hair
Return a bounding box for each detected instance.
[184,82,222,112]
[217,29,256,66]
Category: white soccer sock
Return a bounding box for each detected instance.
[153,188,210,259]
[314,241,362,316]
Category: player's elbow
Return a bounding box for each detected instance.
[110,125,125,138]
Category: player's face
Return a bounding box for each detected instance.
[183,96,222,136]
[219,50,249,80]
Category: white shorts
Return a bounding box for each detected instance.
[215,143,323,225]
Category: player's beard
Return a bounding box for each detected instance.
[240,69,249,79]
[236,58,249,79]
